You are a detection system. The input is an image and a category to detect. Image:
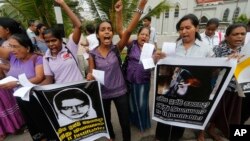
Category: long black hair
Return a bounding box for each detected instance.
[10,33,35,53]
[95,20,113,45]
[176,14,201,41]
[0,17,25,37]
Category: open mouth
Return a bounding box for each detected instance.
[104,36,110,40]
[103,36,111,44]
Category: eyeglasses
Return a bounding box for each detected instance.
[9,44,23,49]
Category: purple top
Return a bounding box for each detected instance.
[43,37,83,83]
[90,44,127,99]
[7,53,43,79]
[126,40,151,83]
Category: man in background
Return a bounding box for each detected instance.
[26,19,39,42]
[142,16,157,48]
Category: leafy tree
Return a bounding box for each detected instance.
[86,0,170,32]
[0,0,83,36]
[234,14,250,24]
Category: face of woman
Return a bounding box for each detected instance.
[137,28,150,47]
[97,22,113,46]
[226,27,246,49]
[44,33,62,56]
[0,26,9,39]
[39,26,47,35]
[205,24,218,37]
[8,38,29,59]
[178,19,198,44]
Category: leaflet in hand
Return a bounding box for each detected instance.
[92,69,105,85]
[140,43,155,69]
[161,42,176,56]
[0,76,18,84]
[13,74,37,101]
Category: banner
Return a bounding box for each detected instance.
[234,44,250,93]
[32,81,109,141]
[234,56,250,93]
[153,57,237,130]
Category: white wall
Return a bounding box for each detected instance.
[149,0,250,35]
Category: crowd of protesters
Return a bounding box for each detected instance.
[0,0,250,141]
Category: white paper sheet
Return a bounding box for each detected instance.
[139,43,155,61]
[83,52,89,59]
[92,69,105,85]
[161,42,176,55]
[18,73,37,87]
[12,74,37,101]
[142,58,155,69]
[14,86,33,101]
[0,76,18,84]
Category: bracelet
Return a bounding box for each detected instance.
[135,8,143,14]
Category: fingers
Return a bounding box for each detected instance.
[86,73,95,81]
[227,52,244,62]
[155,52,166,59]
[115,0,123,11]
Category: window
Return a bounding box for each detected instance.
[232,7,240,21]
[222,8,229,22]
[174,5,179,18]
[146,6,152,13]
[165,10,169,18]
[200,16,208,24]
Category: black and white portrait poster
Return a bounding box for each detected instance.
[32,81,109,141]
[153,57,237,130]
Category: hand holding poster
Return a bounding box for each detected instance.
[234,43,250,93]
[32,81,109,141]
[153,57,237,130]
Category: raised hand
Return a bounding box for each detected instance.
[138,0,148,9]
[54,0,65,5]
[115,0,123,12]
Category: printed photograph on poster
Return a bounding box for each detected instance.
[33,81,109,141]
[153,57,237,130]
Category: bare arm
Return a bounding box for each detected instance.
[40,75,54,85]
[0,63,10,72]
[115,0,123,39]
[0,47,11,60]
[55,0,82,44]
[86,55,95,81]
[28,64,45,84]
[117,0,147,52]
[0,64,45,89]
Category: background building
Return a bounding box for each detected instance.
[146,0,250,35]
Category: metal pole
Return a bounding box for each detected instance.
[54,2,65,37]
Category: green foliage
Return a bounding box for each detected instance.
[0,0,83,37]
[142,1,170,19]
[234,14,250,24]
[85,0,170,33]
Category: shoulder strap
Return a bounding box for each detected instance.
[112,46,122,65]
[126,41,134,56]
[46,43,78,66]
[63,42,78,67]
